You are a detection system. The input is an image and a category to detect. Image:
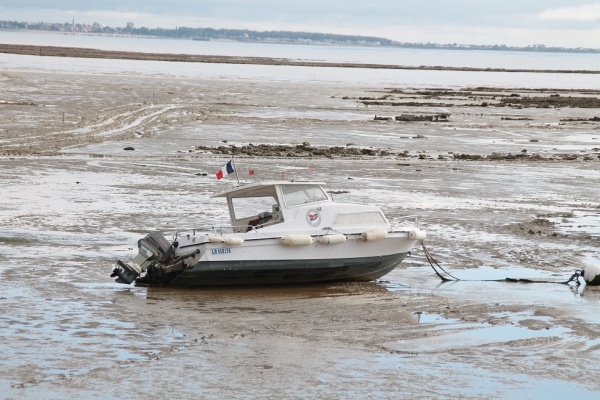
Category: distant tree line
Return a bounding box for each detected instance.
[0,20,393,45]
[143,26,395,46]
[1,20,598,53]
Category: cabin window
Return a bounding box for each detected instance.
[281,185,328,207]
[231,196,278,220]
[333,211,386,225]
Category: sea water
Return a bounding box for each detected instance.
[1,30,600,89]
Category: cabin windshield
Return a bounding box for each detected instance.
[231,195,278,220]
[281,184,328,207]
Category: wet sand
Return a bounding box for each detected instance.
[1,54,600,399]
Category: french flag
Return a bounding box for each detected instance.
[216,160,235,180]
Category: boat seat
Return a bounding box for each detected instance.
[247,211,273,231]
[258,211,272,224]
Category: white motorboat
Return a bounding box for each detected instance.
[112,181,426,286]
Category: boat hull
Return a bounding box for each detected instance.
[162,252,408,287]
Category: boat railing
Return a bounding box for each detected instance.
[172,224,255,239]
[170,216,420,240]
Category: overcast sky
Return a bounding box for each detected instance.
[2,1,600,48]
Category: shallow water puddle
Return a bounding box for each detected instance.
[385,265,577,295]
[412,324,569,352]
[435,265,568,282]
[551,210,600,237]
[329,350,600,399]
[375,279,411,292]
[384,308,568,353]
[402,359,599,399]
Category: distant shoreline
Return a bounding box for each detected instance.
[1,43,599,74]
[2,23,599,54]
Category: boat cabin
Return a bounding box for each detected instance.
[212,181,330,231]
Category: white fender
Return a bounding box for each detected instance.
[409,229,427,240]
[361,229,387,242]
[281,234,314,246]
[317,234,347,244]
[209,235,224,243]
[583,264,600,285]
[224,237,244,246]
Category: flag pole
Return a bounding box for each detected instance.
[231,158,240,185]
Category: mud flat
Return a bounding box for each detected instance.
[1,55,600,399]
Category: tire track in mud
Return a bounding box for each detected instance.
[0,103,207,155]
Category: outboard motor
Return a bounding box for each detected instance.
[112,232,175,284]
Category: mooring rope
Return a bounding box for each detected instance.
[419,240,583,286]
[420,240,460,282]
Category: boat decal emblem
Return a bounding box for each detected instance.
[306,209,321,226]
